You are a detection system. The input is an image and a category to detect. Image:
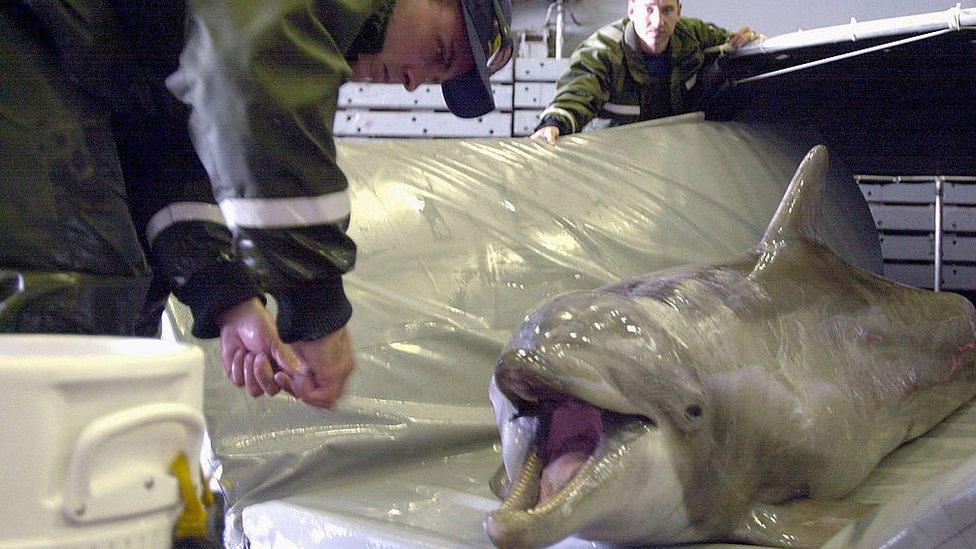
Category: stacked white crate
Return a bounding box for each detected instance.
[334,61,514,138]
[857,176,976,290]
[512,58,569,136]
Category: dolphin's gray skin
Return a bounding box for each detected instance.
[485,146,976,548]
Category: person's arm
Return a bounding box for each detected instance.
[685,17,761,51]
[685,18,732,50]
[166,1,374,406]
[726,27,763,50]
[168,0,362,343]
[531,26,620,144]
[116,95,308,399]
[114,80,264,342]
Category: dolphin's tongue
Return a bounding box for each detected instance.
[539,399,603,501]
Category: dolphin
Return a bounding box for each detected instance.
[485,146,976,548]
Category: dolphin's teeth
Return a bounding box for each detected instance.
[531,452,598,515]
[488,452,544,547]
[486,452,601,548]
[485,507,536,548]
[539,450,589,502]
[500,451,542,512]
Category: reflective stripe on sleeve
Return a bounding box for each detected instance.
[602,102,640,115]
[146,202,227,245]
[218,191,351,229]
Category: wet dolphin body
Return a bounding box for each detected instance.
[485,146,976,548]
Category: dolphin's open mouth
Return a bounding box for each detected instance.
[504,395,649,506]
[488,385,652,545]
[538,398,603,502]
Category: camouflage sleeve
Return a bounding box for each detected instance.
[538,27,621,134]
[685,17,732,50]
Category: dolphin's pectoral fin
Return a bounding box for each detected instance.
[727,499,876,548]
[490,463,510,500]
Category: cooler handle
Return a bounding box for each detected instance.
[62,403,205,524]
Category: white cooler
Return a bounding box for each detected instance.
[0,335,205,548]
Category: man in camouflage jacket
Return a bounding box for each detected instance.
[531,0,761,144]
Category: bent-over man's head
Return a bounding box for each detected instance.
[350,0,513,117]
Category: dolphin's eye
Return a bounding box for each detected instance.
[685,405,703,419]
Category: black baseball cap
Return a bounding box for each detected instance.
[442,0,513,118]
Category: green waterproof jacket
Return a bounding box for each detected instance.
[538,17,730,134]
[168,0,393,340]
[1,0,384,340]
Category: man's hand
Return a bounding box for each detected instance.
[530,126,560,146]
[275,327,356,409]
[728,27,763,50]
[218,298,304,398]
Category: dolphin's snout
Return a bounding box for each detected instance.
[486,446,601,548]
[489,291,708,547]
[485,511,534,549]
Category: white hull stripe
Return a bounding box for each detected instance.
[602,102,640,115]
[146,202,226,245]
[219,191,351,229]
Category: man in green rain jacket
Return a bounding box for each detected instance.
[1,0,512,407]
[531,0,761,144]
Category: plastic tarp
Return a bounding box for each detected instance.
[823,400,976,548]
[163,115,976,548]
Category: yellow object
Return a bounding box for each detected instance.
[201,470,216,508]
[169,452,209,539]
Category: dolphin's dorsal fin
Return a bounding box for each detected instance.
[759,145,829,249]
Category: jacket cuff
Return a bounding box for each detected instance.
[274,278,352,343]
[177,261,265,339]
[536,115,572,136]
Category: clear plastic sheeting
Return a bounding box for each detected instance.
[165,116,894,547]
[239,447,590,548]
[239,401,976,549]
[823,399,976,548]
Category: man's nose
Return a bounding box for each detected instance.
[402,67,424,91]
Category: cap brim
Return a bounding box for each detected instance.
[442,1,495,119]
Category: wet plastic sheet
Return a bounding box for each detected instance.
[823,398,976,548]
[239,399,976,548]
[165,115,897,547]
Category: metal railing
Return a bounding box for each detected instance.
[855,174,976,291]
